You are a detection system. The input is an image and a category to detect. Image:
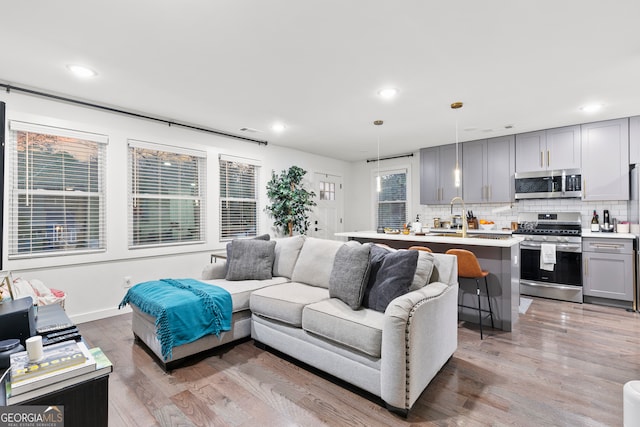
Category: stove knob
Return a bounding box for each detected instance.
[542,236,547,241]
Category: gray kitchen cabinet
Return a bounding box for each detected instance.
[583,237,634,302]
[630,116,640,165]
[420,144,460,204]
[581,118,629,201]
[463,135,515,203]
[515,125,581,172]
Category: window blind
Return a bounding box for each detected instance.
[8,121,107,257]
[376,169,407,229]
[128,141,206,248]
[219,155,260,240]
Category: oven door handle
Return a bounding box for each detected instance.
[520,242,581,250]
[520,280,581,291]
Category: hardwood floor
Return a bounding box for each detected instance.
[78,297,640,426]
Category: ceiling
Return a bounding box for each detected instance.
[2,1,640,161]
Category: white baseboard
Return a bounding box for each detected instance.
[72,305,132,325]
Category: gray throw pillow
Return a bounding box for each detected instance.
[329,244,371,309]
[410,250,435,291]
[363,248,418,312]
[225,234,270,275]
[225,239,276,281]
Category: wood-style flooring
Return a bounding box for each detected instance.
[79,297,640,426]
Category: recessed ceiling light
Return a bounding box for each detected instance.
[271,123,286,132]
[66,64,97,78]
[580,103,604,113]
[377,88,399,99]
[463,127,478,132]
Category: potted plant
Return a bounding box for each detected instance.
[265,166,317,236]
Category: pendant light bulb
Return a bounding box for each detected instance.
[374,120,383,193]
[451,102,463,188]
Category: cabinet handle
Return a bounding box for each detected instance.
[488,185,492,200]
[584,259,588,276]
[583,179,586,197]
[540,151,543,168]
[547,150,550,167]
[591,243,625,250]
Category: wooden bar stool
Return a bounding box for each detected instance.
[445,249,494,339]
[408,246,433,253]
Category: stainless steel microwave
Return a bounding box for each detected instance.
[514,169,582,199]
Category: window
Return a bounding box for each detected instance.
[319,181,335,201]
[219,155,260,240]
[128,141,205,248]
[8,121,107,257]
[375,169,407,229]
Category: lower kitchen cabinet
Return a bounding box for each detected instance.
[582,237,634,303]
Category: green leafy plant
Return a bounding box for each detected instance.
[265,166,317,236]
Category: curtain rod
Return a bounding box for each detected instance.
[366,152,414,163]
[0,83,268,146]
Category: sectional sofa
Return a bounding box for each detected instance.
[128,235,459,415]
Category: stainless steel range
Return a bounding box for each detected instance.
[514,212,583,303]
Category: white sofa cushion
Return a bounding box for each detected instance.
[302,298,384,358]
[201,277,289,312]
[250,282,329,327]
[273,235,305,279]
[290,237,344,288]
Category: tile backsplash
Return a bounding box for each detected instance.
[416,199,629,231]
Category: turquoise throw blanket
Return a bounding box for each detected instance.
[119,278,232,360]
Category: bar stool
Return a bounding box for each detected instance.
[408,246,433,253]
[445,249,494,339]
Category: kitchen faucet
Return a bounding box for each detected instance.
[450,196,467,238]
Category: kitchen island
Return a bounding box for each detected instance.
[335,230,523,332]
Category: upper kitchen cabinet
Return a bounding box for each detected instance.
[463,135,515,203]
[581,118,629,201]
[515,125,581,172]
[630,116,640,164]
[420,144,461,204]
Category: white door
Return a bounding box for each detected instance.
[311,173,343,240]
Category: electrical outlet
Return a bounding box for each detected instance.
[123,276,132,288]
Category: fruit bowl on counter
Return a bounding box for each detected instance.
[479,220,496,230]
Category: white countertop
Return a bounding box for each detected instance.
[335,230,523,248]
[581,229,637,239]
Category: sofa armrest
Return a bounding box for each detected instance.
[380,281,459,410]
[201,261,227,280]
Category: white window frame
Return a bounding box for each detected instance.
[7,120,108,258]
[219,154,260,241]
[372,166,410,230]
[128,140,206,249]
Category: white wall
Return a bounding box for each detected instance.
[344,152,421,231]
[0,92,350,323]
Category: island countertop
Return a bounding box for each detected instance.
[335,230,523,248]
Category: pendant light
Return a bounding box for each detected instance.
[451,102,463,187]
[374,120,383,192]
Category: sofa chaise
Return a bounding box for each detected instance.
[127,235,459,415]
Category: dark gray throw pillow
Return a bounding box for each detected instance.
[363,249,418,312]
[329,244,371,309]
[225,234,270,274]
[225,239,276,281]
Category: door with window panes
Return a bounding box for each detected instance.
[311,173,343,240]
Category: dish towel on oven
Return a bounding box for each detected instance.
[540,243,556,271]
